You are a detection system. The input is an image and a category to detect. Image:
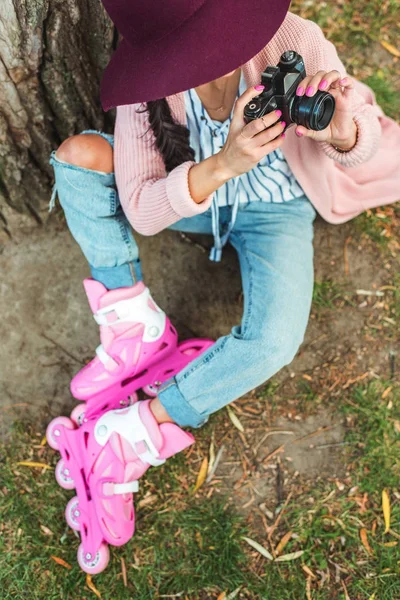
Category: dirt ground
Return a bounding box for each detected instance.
[1,208,396,487]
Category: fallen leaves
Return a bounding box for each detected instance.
[226,406,244,433]
[275,550,305,562]
[380,40,400,58]
[86,575,102,598]
[275,531,293,556]
[360,528,373,556]
[193,457,208,494]
[121,557,127,587]
[51,556,72,570]
[382,489,391,533]
[16,461,53,470]
[242,536,304,563]
[242,537,273,560]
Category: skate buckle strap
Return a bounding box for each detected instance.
[94,402,166,468]
[113,481,139,494]
[93,287,166,343]
[95,344,119,368]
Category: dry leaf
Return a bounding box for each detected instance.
[193,457,208,493]
[382,386,393,399]
[360,528,373,556]
[86,575,102,598]
[207,439,215,477]
[40,435,47,447]
[226,588,241,600]
[380,40,400,58]
[341,580,350,600]
[302,565,317,579]
[217,593,226,600]
[306,576,312,600]
[368,594,376,600]
[137,494,158,509]
[382,489,391,533]
[121,557,127,587]
[383,541,398,547]
[16,461,53,470]
[40,525,54,536]
[226,406,244,432]
[51,555,72,570]
[242,536,273,560]
[275,550,304,562]
[275,531,293,556]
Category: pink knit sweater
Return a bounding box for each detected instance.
[114,12,400,235]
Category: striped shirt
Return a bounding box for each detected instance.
[184,70,305,208]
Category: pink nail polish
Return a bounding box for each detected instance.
[281,121,286,129]
[296,130,303,137]
[319,80,327,90]
[339,78,347,85]
[296,87,304,96]
[306,86,314,96]
[281,133,286,138]
[275,109,282,117]
[254,85,265,91]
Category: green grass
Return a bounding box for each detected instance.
[2,381,400,599]
[312,280,346,309]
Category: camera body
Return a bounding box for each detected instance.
[244,50,335,131]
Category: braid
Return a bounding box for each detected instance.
[139,99,195,173]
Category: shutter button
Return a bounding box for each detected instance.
[148,326,160,338]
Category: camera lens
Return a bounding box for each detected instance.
[292,91,335,131]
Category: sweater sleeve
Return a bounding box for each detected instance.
[114,103,214,235]
[303,21,382,168]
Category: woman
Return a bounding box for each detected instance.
[48,0,400,572]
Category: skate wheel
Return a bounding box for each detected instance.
[77,543,110,575]
[142,384,160,397]
[46,417,75,450]
[70,404,86,427]
[65,496,81,531]
[55,459,75,490]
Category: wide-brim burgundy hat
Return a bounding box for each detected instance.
[100,0,292,111]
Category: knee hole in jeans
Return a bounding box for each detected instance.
[56,134,114,173]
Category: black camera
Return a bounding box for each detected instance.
[244,50,335,131]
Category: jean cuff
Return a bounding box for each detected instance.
[158,379,208,429]
[89,261,142,290]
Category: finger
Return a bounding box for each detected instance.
[307,70,341,96]
[295,75,314,97]
[231,85,265,133]
[241,109,283,139]
[255,119,286,146]
[255,130,285,160]
[329,76,355,92]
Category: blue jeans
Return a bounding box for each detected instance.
[50,131,316,428]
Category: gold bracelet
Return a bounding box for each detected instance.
[332,123,358,153]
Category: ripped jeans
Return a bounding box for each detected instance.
[50,130,316,428]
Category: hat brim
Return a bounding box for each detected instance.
[100,0,292,110]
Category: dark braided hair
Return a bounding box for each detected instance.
[138,99,195,173]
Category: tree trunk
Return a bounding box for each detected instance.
[0,0,114,238]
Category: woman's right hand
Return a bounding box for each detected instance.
[216,86,286,179]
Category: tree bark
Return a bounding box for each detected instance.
[0,0,114,237]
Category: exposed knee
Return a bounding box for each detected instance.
[55,134,114,173]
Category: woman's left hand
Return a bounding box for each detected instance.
[294,70,357,150]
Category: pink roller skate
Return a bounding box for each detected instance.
[71,279,213,421]
[46,399,194,574]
